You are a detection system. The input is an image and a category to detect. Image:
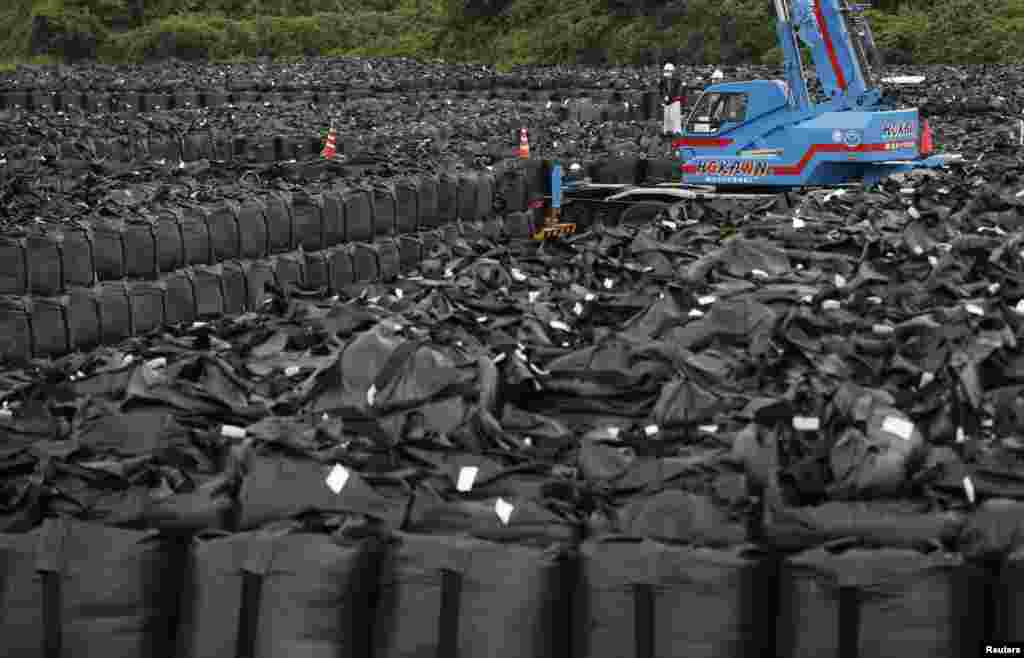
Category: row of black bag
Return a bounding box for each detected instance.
[0,512,1009,658]
[3,116,639,169]
[0,88,657,114]
[0,163,545,297]
[0,211,540,361]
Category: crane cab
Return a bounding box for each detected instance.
[675,80,791,164]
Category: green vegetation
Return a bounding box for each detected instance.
[2,0,1024,66]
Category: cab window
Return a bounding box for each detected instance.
[720,93,748,122]
[687,92,749,132]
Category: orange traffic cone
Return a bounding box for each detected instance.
[920,120,933,155]
[321,124,338,159]
[518,128,530,159]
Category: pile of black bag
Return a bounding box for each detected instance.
[5,60,1024,657]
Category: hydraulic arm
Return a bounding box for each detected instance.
[777,0,884,111]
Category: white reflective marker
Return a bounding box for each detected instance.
[326,464,350,494]
[792,416,820,431]
[495,498,515,525]
[221,425,246,439]
[457,466,479,492]
[882,416,915,440]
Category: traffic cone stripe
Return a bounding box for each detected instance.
[321,126,338,159]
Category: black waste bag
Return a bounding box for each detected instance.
[306,321,477,443]
[237,453,411,531]
[373,531,573,658]
[579,442,737,498]
[759,500,965,552]
[994,547,1024,642]
[405,494,583,547]
[176,526,381,658]
[47,462,238,536]
[76,405,185,455]
[614,490,748,547]
[827,405,926,500]
[652,375,722,427]
[662,297,778,356]
[543,338,672,398]
[930,454,1024,501]
[404,447,567,503]
[124,354,269,421]
[575,537,772,658]
[776,546,985,658]
[959,498,1024,562]
[0,518,185,658]
[0,447,49,532]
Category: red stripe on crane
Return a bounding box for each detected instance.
[681,142,890,177]
[672,137,734,148]
[813,0,847,92]
[770,142,887,175]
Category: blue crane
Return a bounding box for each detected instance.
[530,0,961,239]
[675,0,958,188]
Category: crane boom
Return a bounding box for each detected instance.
[774,0,883,111]
[774,0,812,112]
